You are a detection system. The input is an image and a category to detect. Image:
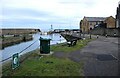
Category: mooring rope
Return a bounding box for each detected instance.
[1,38,66,63]
[0,39,39,63]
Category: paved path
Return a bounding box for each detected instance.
[53,36,119,76]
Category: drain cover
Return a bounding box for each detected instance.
[97,54,117,61]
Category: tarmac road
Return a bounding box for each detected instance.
[53,35,119,76]
[69,36,119,76]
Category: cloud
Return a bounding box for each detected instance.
[2,8,55,22]
[1,0,120,29]
[3,8,52,17]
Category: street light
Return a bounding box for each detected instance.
[51,24,53,31]
[83,28,85,38]
[79,29,82,39]
[89,28,92,39]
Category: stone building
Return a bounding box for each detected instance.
[116,1,120,28]
[80,16,116,33]
[104,16,116,28]
[80,17,105,33]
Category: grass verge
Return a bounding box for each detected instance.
[2,38,95,76]
[2,51,83,76]
[51,38,95,52]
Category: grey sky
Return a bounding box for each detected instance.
[0,0,119,29]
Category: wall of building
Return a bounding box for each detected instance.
[80,20,103,33]
[104,16,116,28]
[89,22,96,29]
[80,16,116,33]
[80,18,89,33]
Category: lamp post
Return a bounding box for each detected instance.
[51,24,53,32]
[83,28,85,38]
[89,28,92,39]
[50,24,53,39]
[79,29,82,39]
[90,32,91,39]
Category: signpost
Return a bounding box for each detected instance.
[12,53,19,69]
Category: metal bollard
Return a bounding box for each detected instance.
[105,34,107,38]
[97,35,99,38]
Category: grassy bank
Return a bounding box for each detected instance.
[2,38,95,76]
[51,38,95,52]
[2,50,83,76]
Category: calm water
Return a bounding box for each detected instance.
[0,33,66,62]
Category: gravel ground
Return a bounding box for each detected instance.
[53,35,119,76]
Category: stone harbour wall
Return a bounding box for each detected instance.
[91,27,120,37]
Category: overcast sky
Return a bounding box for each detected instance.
[0,0,120,29]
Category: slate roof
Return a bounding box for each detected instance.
[85,17,106,22]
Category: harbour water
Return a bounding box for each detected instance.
[0,33,66,62]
